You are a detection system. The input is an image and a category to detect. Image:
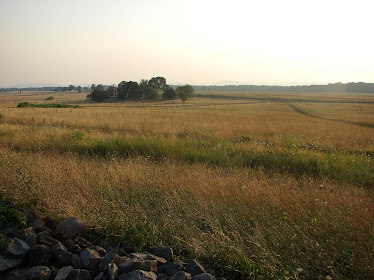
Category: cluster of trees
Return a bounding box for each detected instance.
[87,77,194,102]
[194,82,374,93]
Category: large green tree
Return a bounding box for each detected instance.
[162,86,177,100]
[176,84,194,102]
[87,84,109,101]
[149,77,166,90]
[140,79,158,99]
[117,81,141,99]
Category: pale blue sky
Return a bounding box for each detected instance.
[1,0,373,87]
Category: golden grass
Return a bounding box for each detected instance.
[0,149,373,279]
[0,91,373,279]
[1,94,373,150]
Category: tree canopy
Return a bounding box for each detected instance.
[176,85,194,102]
[86,77,193,102]
[87,84,109,101]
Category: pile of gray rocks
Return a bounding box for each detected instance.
[0,201,219,280]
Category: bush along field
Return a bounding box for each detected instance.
[0,91,373,279]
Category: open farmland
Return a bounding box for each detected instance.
[0,91,373,279]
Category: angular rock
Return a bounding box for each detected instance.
[0,255,23,272]
[117,259,140,274]
[49,266,59,280]
[15,227,34,241]
[89,245,106,257]
[26,265,51,280]
[71,255,81,269]
[37,232,59,247]
[1,267,29,280]
[170,271,192,280]
[93,272,104,280]
[55,266,74,280]
[67,269,94,280]
[69,244,82,255]
[154,246,173,262]
[191,273,216,280]
[98,240,111,250]
[129,253,147,260]
[63,239,76,249]
[185,260,206,276]
[32,219,45,232]
[25,233,38,248]
[98,252,121,271]
[145,254,167,266]
[80,248,101,271]
[118,270,157,280]
[74,237,92,248]
[56,218,89,240]
[158,261,184,276]
[52,242,74,266]
[136,260,157,273]
[117,248,127,257]
[106,263,118,280]
[156,273,169,280]
[120,241,136,253]
[27,244,53,266]
[38,227,56,238]
[7,238,30,257]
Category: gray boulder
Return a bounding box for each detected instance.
[54,266,74,280]
[80,248,102,271]
[170,271,192,280]
[185,260,206,276]
[56,218,89,240]
[158,261,184,276]
[0,256,23,272]
[98,251,122,271]
[118,259,141,274]
[67,269,95,280]
[52,242,74,266]
[26,265,51,280]
[145,254,167,266]
[118,270,157,280]
[74,237,92,248]
[27,244,53,267]
[7,238,30,257]
[106,263,118,280]
[154,247,173,262]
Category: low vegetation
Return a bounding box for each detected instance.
[0,90,373,279]
[17,102,80,108]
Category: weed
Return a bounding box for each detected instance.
[0,205,27,227]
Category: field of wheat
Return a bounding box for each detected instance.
[0,91,373,279]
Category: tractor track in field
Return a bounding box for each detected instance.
[288,104,374,128]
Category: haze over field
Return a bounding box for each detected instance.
[1,0,374,87]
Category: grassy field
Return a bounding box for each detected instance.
[0,91,373,279]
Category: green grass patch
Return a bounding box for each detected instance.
[17,102,80,108]
[74,136,372,187]
[0,204,27,228]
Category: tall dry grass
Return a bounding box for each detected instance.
[0,91,373,279]
[0,149,373,279]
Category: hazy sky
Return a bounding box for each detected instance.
[1,0,373,87]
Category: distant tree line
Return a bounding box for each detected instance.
[194,82,374,93]
[87,77,194,102]
[0,85,87,93]
[2,82,374,94]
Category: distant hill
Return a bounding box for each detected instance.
[193,82,374,93]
